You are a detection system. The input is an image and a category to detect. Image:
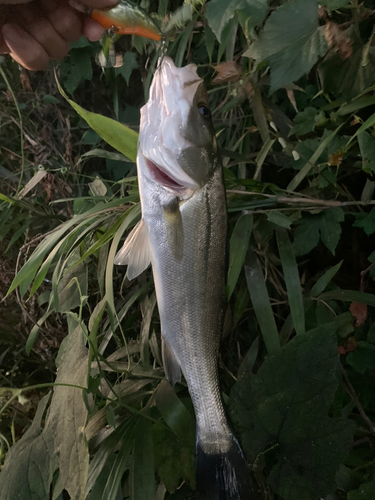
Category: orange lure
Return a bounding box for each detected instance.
[90,1,162,42]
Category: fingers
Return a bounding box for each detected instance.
[82,16,105,41]
[0,0,118,71]
[78,0,118,8]
[39,0,82,43]
[2,24,49,70]
[13,3,69,60]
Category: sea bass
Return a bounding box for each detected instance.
[115,57,252,499]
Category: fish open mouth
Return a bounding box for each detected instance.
[145,157,186,190]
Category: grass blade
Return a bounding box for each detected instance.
[57,78,138,162]
[310,261,343,297]
[226,213,253,300]
[276,228,305,335]
[287,122,344,191]
[132,416,155,500]
[244,246,280,354]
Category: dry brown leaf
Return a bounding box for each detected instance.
[349,301,368,327]
[324,21,352,59]
[328,152,344,166]
[212,61,241,85]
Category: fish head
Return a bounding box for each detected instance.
[139,56,218,193]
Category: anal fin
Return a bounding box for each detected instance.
[114,219,152,280]
[162,336,181,387]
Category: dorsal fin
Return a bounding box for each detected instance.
[162,336,181,387]
[114,219,152,280]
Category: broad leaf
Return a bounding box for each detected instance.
[206,0,267,43]
[353,208,375,236]
[230,329,355,500]
[252,0,327,92]
[293,208,344,256]
[0,394,57,500]
[153,419,195,493]
[319,29,375,98]
[47,326,89,500]
[358,131,375,173]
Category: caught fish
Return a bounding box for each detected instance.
[115,57,252,499]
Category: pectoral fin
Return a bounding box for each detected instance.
[114,219,152,280]
[162,336,181,387]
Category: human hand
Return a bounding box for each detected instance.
[0,0,119,71]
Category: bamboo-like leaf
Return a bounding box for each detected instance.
[140,292,157,364]
[244,246,280,354]
[132,417,155,500]
[253,138,275,180]
[318,289,375,307]
[310,261,343,297]
[347,111,375,145]
[85,419,134,495]
[7,199,127,298]
[57,79,138,162]
[287,122,344,191]
[276,228,305,335]
[238,336,259,379]
[101,418,139,500]
[226,213,253,300]
[155,380,195,448]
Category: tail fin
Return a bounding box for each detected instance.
[196,436,253,500]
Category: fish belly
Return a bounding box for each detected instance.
[140,166,231,452]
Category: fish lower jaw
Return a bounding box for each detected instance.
[143,155,196,194]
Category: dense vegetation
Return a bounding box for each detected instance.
[1,0,375,499]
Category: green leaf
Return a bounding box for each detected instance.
[287,122,344,191]
[318,289,375,307]
[153,419,195,493]
[57,249,88,313]
[252,0,327,93]
[132,417,155,500]
[46,326,89,500]
[57,78,138,162]
[244,246,280,354]
[346,341,375,374]
[226,213,253,300]
[310,260,343,297]
[348,479,375,500]
[0,393,57,500]
[101,418,138,500]
[318,31,375,99]
[230,329,355,500]
[267,210,292,229]
[115,52,139,85]
[206,0,267,43]
[353,207,375,236]
[289,107,320,136]
[155,380,195,448]
[293,208,344,256]
[358,131,375,173]
[276,228,305,335]
[324,0,350,8]
[60,49,93,95]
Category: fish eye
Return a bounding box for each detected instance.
[198,104,211,117]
